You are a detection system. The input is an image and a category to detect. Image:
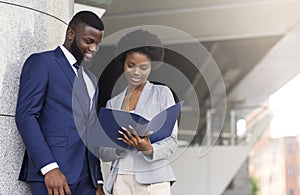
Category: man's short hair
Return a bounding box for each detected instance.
[69,11,104,31]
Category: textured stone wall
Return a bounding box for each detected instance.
[0,1,73,194]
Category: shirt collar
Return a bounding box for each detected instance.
[59,45,77,66]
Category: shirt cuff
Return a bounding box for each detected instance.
[40,162,59,175]
[97,180,104,185]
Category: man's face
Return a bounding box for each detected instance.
[70,23,103,63]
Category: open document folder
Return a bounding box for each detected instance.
[97,101,183,149]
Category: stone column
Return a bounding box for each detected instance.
[0,1,73,194]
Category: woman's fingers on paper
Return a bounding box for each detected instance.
[128,125,140,139]
[118,130,128,139]
[117,137,130,145]
[118,130,125,136]
[120,127,137,146]
[118,130,131,142]
[129,126,143,146]
[121,126,128,132]
[145,130,154,137]
[121,127,133,138]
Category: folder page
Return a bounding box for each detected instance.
[98,101,183,149]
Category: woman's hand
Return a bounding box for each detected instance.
[118,125,153,155]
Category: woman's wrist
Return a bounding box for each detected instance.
[142,148,153,157]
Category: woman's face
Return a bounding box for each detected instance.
[124,52,151,89]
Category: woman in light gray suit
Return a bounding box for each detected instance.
[100,30,178,195]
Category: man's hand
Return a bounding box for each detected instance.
[96,184,105,195]
[44,168,71,195]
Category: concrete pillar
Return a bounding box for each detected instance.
[0,1,73,194]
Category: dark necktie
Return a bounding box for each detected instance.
[73,63,90,114]
[73,62,80,70]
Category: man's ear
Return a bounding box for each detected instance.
[66,27,75,41]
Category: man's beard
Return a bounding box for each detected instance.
[71,39,84,64]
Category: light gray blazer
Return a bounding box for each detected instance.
[99,81,178,194]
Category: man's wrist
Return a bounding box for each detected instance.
[40,162,59,175]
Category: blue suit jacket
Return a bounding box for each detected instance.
[15,47,102,187]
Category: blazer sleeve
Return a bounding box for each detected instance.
[15,54,56,172]
[141,86,178,162]
[98,147,126,162]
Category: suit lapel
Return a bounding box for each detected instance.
[134,81,153,116]
[88,73,99,120]
[54,47,76,87]
[84,68,100,120]
[115,88,127,110]
[115,81,153,113]
[54,47,90,119]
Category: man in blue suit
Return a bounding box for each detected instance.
[15,11,105,195]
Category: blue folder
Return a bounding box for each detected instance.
[98,101,183,149]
